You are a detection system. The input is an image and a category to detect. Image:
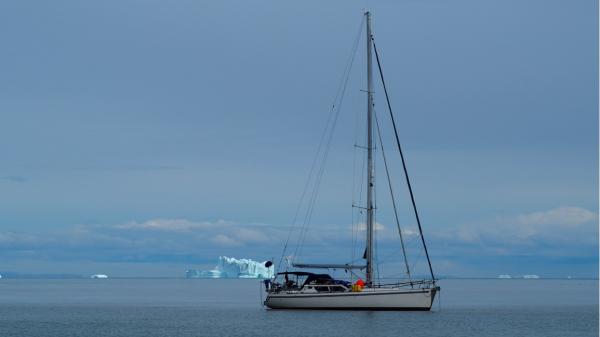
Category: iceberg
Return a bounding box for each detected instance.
[186,256,274,279]
[498,274,511,279]
[90,274,108,279]
[522,274,540,279]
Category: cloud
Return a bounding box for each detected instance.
[0,217,392,267]
[401,228,419,237]
[233,228,269,243]
[357,222,386,231]
[211,234,241,246]
[0,218,296,265]
[515,206,596,226]
[0,231,51,246]
[113,219,229,232]
[0,207,596,270]
[437,206,598,252]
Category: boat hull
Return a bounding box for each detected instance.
[265,287,437,310]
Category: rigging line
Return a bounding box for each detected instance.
[295,94,342,259]
[277,29,363,270]
[409,246,424,275]
[372,37,436,281]
[351,122,368,265]
[293,17,364,260]
[296,17,364,251]
[278,41,351,271]
[294,122,336,258]
[350,21,366,263]
[403,232,421,247]
[353,120,368,262]
[294,86,344,260]
[374,110,412,283]
[350,96,360,263]
[372,112,379,285]
[377,247,405,264]
[289,16,365,264]
[294,138,331,259]
[332,16,366,109]
[276,87,336,274]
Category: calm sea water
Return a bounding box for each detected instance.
[0,279,597,337]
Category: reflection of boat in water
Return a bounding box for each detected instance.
[264,11,438,311]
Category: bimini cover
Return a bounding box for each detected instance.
[302,273,334,286]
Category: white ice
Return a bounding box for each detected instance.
[90,274,108,279]
[186,256,274,279]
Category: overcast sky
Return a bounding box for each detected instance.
[0,0,597,278]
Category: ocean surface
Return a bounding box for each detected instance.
[0,279,597,337]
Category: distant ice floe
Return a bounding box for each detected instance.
[186,256,274,279]
[90,274,108,279]
[497,274,542,279]
[522,274,540,279]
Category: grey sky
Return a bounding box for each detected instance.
[0,0,597,277]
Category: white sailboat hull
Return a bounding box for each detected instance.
[265,287,438,311]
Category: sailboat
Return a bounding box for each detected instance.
[264,11,439,310]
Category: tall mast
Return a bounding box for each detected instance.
[365,11,375,286]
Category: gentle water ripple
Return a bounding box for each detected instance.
[0,279,597,337]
